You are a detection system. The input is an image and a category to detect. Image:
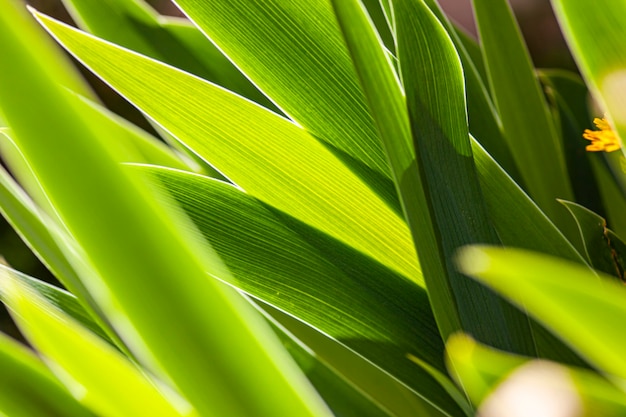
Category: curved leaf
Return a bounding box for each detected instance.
[395,0,533,354]
[457,246,626,389]
[421,0,520,183]
[560,200,626,280]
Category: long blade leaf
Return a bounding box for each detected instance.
[0,3,331,416]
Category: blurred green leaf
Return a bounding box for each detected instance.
[0,150,84,296]
[473,0,574,228]
[395,0,534,355]
[447,334,626,416]
[551,0,626,153]
[0,3,331,416]
[0,331,97,417]
[37,13,420,283]
[75,96,191,171]
[1,268,190,417]
[0,265,111,345]
[457,246,626,389]
[2,262,395,417]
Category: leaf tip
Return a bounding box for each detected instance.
[455,245,491,276]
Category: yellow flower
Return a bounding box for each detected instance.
[583,117,621,152]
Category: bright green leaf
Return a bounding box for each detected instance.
[61,0,276,111]
[1,268,189,417]
[171,0,391,178]
[0,4,331,416]
[0,331,96,417]
[37,13,420,283]
[457,246,626,389]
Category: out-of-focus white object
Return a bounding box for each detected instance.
[478,360,583,417]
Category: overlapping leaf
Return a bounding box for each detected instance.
[36,13,421,283]
[142,165,467,417]
[1,268,192,417]
[394,0,533,354]
[457,246,626,389]
[447,334,626,415]
[172,0,391,179]
[0,3,330,416]
[551,0,626,151]
[473,0,574,229]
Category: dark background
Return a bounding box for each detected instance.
[1,0,578,338]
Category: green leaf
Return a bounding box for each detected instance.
[551,0,626,152]
[61,0,276,111]
[394,0,534,354]
[264,303,466,417]
[142,165,468,417]
[421,0,521,184]
[37,13,420,283]
[0,268,191,417]
[0,265,112,346]
[560,200,625,281]
[0,130,60,224]
[265,310,397,417]
[447,333,626,416]
[74,95,191,171]
[0,4,331,416]
[171,0,391,178]
[0,130,155,356]
[329,0,414,219]
[361,0,395,52]
[591,156,626,239]
[472,0,574,226]
[538,70,604,216]
[457,246,626,388]
[452,28,488,89]
[0,150,85,296]
[1,261,417,417]
[472,139,584,265]
[0,331,96,417]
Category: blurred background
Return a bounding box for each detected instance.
[1,0,578,338]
